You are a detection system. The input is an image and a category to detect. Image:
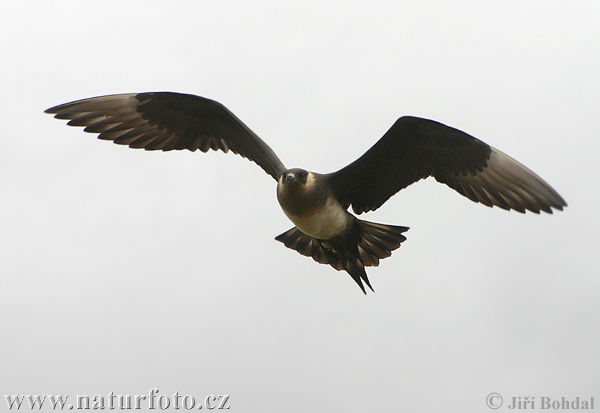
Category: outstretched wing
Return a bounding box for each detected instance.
[45,92,287,180]
[327,116,566,214]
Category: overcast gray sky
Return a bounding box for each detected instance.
[2,1,599,411]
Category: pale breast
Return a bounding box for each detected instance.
[283,196,352,240]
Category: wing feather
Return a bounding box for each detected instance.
[46,92,286,180]
[327,116,566,214]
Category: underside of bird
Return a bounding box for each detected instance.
[275,219,409,293]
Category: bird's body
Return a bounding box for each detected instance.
[277,170,350,240]
[280,191,351,241]
[46,92,566,293]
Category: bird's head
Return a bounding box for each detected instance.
[280,168,309,186]
[277,168,326,215]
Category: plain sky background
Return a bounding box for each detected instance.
[2,1,599,411]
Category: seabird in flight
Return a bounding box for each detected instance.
[45,92,567,293]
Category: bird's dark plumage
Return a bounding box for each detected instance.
[46,92,567,293]
[275,220,409,293]
[327,116,565,214]
[45,92,286,180]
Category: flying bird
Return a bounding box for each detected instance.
[45,92,567,293]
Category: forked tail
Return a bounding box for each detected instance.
[275,219,409,293]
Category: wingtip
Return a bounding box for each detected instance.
[450,147,568,216]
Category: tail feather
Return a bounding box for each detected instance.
[275,227,344,270]
[275,219,409,293]
[344,257,372,294]
[358,221,408,266]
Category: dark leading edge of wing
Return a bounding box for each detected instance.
[327,116,567,214]
[45,92,287,180]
